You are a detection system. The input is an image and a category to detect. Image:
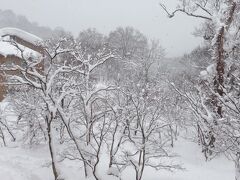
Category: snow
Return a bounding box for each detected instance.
[206,64,215,74]
[0,41,24,58]
[0,27,42,59]
[200,64,215,80]
[0,101,236,180]
[107,166,120,176]
[0,146,52,180]
[0,41,41,59]
[0,136,234,180]
[0,27,42,45]
[200,70,208,78]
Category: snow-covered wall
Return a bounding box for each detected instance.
[0,41,41,59]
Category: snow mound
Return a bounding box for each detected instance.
[0,27,42,45]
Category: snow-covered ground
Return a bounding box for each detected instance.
[0,101,235,180]
[0,138,234,180]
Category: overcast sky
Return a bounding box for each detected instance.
[1,0,203,57]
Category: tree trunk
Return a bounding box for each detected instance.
[235,153,240,180]
[0,126,6,146]
[213,1,237,118]
[93,156,100,180]
[213,26,224,119]
[47,116,60,180]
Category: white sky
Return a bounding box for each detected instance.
[1,0,203,57]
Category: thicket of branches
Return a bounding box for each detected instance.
[0,27,182,180]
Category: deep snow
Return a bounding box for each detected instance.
[0,138,234,180]
[0,102,235,180]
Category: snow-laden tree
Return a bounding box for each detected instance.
[0,25,184,180]
[103,40,181,180]
[160,1,240,179]
[160,0,238,106]
[9,88,47,145]
[0,35,115,180]
[117,82,181,180]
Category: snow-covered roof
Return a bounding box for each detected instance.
[0,41,41,59]
[0,27,42,45]
[0,28,42,59]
